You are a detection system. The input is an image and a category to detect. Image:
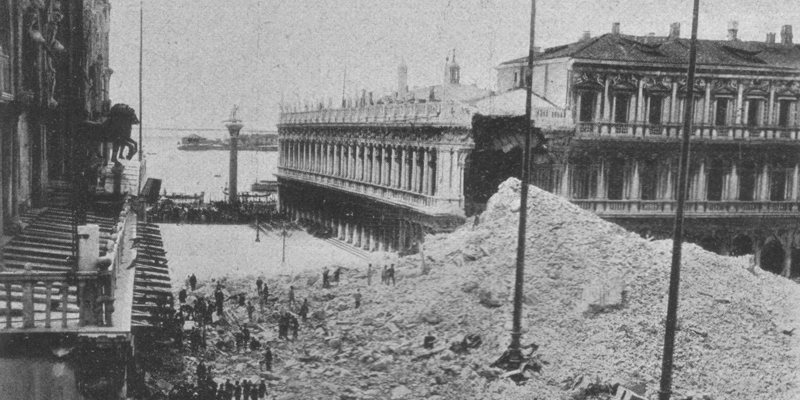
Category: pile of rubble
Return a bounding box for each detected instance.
[155,178,800,399]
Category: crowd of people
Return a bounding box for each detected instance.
[148,199,283,225]
[157,262,404,400]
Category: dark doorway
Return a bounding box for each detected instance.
[697,236,722,253]
[607,158,625,200]
[738,161,756,201]
[614,96,630,123]
[760,239,784,275]
[730,235,753,256]
[648,96,663,124]
[640,159,658,200]
[770,168,787,201]
[706,160,724,201]
[579,93,594,122]
[715,99,729,126]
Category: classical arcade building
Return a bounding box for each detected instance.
[498,22,800,276]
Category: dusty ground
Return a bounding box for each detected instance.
[160,224,365,285]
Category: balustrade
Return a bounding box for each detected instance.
[575,122,800,141]
[571,199,800,216]
[278,167,463,214]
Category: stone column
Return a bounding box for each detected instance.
[735,81,744,125]
[768,84,776,126]
[792,163,799,201]
[412,148,421,193]
[370,226,378,251]
[225,120,243,203]
[560,164,571,197]
[596,158,606,199]
[729,162,739,200]
[704,82,712,126]
[670,82,679,123]
[393,146,401,188]
[759,164,770,201]
[372,145,379,184]
[423,149,431,195]
[696,160,706,200]
[603,77,612,121]
[383,147,391,186]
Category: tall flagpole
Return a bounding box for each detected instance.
[138,0,143,164]
[493,0,535,371]
[659,0,700,398]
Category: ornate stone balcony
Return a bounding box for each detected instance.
[575,122,800,142]
[571,199,799,217]
[277,166,464,216]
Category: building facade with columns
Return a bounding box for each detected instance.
[277,56,501,253]
[498,22,800,276]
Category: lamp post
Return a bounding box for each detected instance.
[224,105,243,204]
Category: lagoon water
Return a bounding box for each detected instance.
[143,133,279,202]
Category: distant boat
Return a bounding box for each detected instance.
[178,134,225,151]
[213,174,221,178]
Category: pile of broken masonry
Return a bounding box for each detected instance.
[158,178,800,400]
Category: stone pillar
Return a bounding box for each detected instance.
[704,82,712,126]
[768,84,776,126]
[781,232,793,277]
[225,120,243,203]
[372,145,380,184]
[412,148,421,193]
[353,224,361,247]
[792,163,799,201]
[697,159,706,200]
[359,144,365,182]
[759,164,770,201]
[560,164,571,197]
[370,226,378,251]
[735,81,745,126]
[422,148,432,196]
[596,158,606,199]
[670,82,679,123]
[382,146,390,186]
[603,77,612,121]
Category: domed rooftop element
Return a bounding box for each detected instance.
[444,49,460,85]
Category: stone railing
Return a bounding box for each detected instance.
[277,167,464,216]
[0,51,11,100]
[571,199,800,216]
[0,209,130,330]
[575,122,800,141]
[0,265,111,329]
[279,102,474,127]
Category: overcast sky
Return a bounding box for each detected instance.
[108,0,800,133]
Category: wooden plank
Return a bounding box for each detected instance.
[62,284,68,328]
[5,284,10,328]
[45,282,52,329]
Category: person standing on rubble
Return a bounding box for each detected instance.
[333,266,341,283]
[179,287,187,304]
[196,360,207,383]
[262,284,270,308]
[258,379,267,398]
[256,276,264,295]
[214,286,224,316]
[299,299,309,322]
[242,326,251,351]
[322,267,330,289]
[262,346,273,371]
[367,263,373,285]
[389,264,396,285]
[288,286,296,308]
[354,289,362,309]
[233,380,242,400]
[290,313,299,340]
[381,265,388,284]
[189,273,197,291]
[247,301,256,322]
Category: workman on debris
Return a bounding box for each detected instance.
[214,286,224,316]
[256,276,264,295]
[288,286,296,308]
[354,289,362,309]
[299,299,309,322]
[179,287,187,304]
[258,379,267,398]
[234,380,242,400]
[322,267,330,289]
[388,264,396,285]
[247,301,256,322]
[291,313,299,340]
[262,346,273,371]
[189,273,197,291]
[381,265,388,284]
[262,284,270,308]
[333,266,341,283]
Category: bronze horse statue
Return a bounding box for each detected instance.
[81,103,139,165]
